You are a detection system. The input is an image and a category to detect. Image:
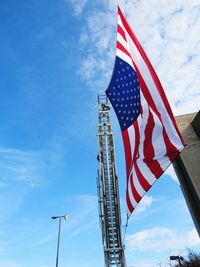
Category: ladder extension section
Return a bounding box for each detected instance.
[97,94,126,267]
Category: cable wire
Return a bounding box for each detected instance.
[122,216,129,245]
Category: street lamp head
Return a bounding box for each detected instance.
[51,215,69,220]
[63,214,69,221]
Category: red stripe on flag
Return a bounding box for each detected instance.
[130,174,141,203]
[128,121,151,192]
[143,108,163,178]
[126,188,134,214]
[132,122,139,159]
[134,161,151,191]
[162,128,178,162]
[117,24,126,41]
[122,129,132,179]
[116,41,131,58]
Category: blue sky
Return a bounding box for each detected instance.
[0,0,200,267]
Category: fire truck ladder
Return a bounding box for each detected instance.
[97,94,126,267]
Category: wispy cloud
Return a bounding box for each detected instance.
[165,165,179,183]
[63,194,99,235]
[26,194,99,249]
[134,195,155,216]
[0,190,25,224]
[0,261,22,267]
[0,193,100,266]
[126,227,200,253]
[65,0,88,16]
[0,147,44,187]
[0,147,48,224]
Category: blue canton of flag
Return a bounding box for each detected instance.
[106,56,140,131]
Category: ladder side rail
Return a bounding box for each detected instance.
[97,95,126,267]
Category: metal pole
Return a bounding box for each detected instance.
[56,217,62,267]
[178,257,182,267]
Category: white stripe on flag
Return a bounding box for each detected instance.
[128,175,138,208]
[130,164,146,197]
[116,49,134,69]
[150,107,171,170]
[127,125,135,159]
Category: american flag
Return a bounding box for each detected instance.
[106,6,185,218]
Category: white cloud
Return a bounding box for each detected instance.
[165,165,179,183]
[77,0,200,115]
[78,7,116,90]
[65,0,88,16]
[134,195,155,215]
[126,227,200,253]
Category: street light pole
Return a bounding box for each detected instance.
[56,217,61,267]
[52,215,69,267]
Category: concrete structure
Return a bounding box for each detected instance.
[173,111,200,236]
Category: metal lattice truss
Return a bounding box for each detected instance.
[97,94,126,267]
